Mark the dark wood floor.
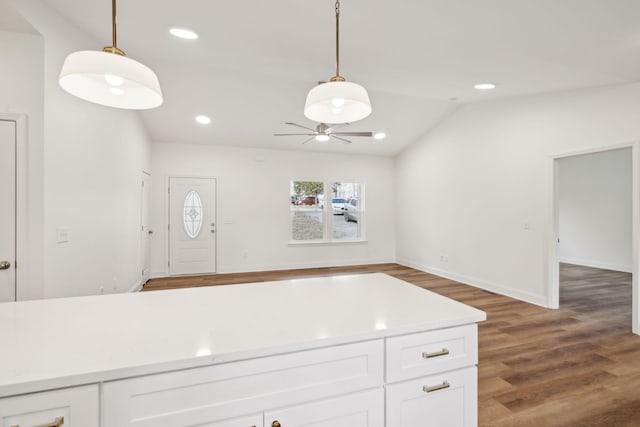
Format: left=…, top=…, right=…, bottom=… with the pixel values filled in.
left=144, top=263, right=640, bottom=427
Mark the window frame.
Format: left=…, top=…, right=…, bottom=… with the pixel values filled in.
left=289, top=180, right=366, bottom=245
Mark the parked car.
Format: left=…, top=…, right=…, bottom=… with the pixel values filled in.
left=331, top=198, right=347, bottom=215
left=343, top=198, right=359, bottom=222
left=298, top=196, right=318, bottom=205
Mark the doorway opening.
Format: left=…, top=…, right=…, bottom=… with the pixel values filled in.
left=550, top=144, right=638, bottom=335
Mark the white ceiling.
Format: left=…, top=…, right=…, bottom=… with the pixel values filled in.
left=18, top=1, right=640, bottom=154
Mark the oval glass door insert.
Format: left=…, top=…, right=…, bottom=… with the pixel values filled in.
left=183, top=190, right=203, bottom=238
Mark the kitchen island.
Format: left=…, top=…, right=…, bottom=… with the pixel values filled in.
left=0, top=273, right=485, bottom=426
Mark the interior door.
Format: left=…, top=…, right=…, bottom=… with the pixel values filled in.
left=168, top=177, right=216, bottom=275
left=141, top=172, right=152, bottom=284
left=0, top=120, right=16, bottom=302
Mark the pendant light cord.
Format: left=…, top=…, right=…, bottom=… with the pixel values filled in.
left=335, top=0, right=341, bottom=79
left=104, top=0, right=125, bottom=55
left=112, top=0, right=117, bottom=49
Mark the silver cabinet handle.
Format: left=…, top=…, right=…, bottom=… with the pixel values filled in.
left=0, top=261, right=10, bottom=270
left=422, top=348, right=449, bottom=359
left=423, top=381, right=450, bottom=393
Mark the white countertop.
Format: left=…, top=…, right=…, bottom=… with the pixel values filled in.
left=0, top=273, right=485, bottom=397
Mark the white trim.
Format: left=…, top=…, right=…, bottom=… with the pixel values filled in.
left=558, top=257, right=631, bottom=273
left=127, top=281, right=142, bottom=293
left=0, top=114, right=27, bottom=301
left=549, top=142, right=639, bottom=335
left=216, top=257, right=396, bottom=274
left=397, top=258, right=549, bottom=308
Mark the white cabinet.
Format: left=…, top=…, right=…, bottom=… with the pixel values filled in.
left=386, top=324, right=477, bottom=382
left=386, top=367, right=477, bottom=427
left=103, top=340, right=383, bottom=427
left=0, top=385, right=99, bottom=427
left=265, top=389, right=384, bottom=427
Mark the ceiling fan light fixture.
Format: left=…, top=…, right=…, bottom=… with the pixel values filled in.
left=58, top=0, right=163, bottom=110
left=305, top=81, right=371, bottom=124
left=315, top=134, right=331, bottom=142
left=303, top=0, right=371, bottom=124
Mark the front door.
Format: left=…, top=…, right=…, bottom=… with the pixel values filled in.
left=168, top=177, right=216, bottom=275
left=0, top=120, right=16, bottom=302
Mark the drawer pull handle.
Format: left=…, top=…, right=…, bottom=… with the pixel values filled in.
left=422, top=348, right=450, bottom=359
left=11, top=417, right=65, bottom=427
left=423, top=381, right=450, bottom=393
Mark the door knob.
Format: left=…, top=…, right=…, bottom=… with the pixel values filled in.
left=148, top=230, right=154, bottom=235
left=272, top=421, right=281, bottom=427
left=0, top=261, right=10, bottom=270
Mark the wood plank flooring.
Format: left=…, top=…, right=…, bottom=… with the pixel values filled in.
left=143, top=263, right=640, bottom=426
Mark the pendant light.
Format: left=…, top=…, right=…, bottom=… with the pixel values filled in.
left=58, top=0, right=163, bottom=110
left=304, top=0, right=371, bottom=124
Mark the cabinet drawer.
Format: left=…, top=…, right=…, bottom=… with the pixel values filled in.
left=386, top=366, right=477, bottom=427
left=0, top=385, right=99, bottom=427
left=386, top=324, right=477, bottom=382
left=195, top=413, right=262, bottom=427
left=103, top=340, right=383, bottom=426
left=264, top=388, right=384, bottom=427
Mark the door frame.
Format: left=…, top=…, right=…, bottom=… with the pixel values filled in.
left=0, top=113, right=27, bottom=301
left=165, top=175, right=219, bottom=276
left=548, top=141, right=639, bottom=335
left=140, top=170, right=152, bottom=287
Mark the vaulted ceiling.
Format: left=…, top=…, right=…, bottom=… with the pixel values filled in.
left=9, top=0, right=640, bottom=155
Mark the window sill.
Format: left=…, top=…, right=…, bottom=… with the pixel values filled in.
left=288, top=239, right=368, bottom=247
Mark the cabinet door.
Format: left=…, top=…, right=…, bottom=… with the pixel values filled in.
left=0, top=385, right=99, bottom=427
left=386, top=367, right=477, bottom=427
left=264, top=389, right=383, bottom=427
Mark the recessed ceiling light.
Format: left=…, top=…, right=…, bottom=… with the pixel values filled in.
left=474, top=83, right=496, bottom=90
left=195, top=115, right=211, bottom=125
left=374, top=132, right=386, bottom=140
left=169, top=28, right=199, bottom=40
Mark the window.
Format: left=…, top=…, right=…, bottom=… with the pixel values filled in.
left=183, top=190, right=203, bottom=239
left=290, top=180, right=363, bottom=242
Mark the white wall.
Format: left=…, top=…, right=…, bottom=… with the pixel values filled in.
left=0, top=29, right=45, bottom=300
left=13, top=0, right=152, bottom=298
left=151, top=143, right=396, bottom=276
left=396, top=83, right=640, bottom=307
left=558, top=148, right=632, bottom=272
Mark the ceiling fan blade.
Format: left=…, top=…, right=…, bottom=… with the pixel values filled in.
left=331, top=135, right=352, bottom=144
left=331, top=132, right=373, bottom=137
left=301, top=136, right=316, bottom=145
left=285, top=122, right=316, bottom=132
left=274, top=133, right=315, bottom=136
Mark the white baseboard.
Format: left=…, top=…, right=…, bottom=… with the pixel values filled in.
left=127, top=280, right=143, bottom=293
left=558, top=257, right=631, bottom=273
left=396, top=258, right=549, bottom=308
left=218, top=258, right=396, bottom=274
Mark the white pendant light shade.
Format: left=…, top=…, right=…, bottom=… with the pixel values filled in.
left=59, top=50, right=163, bottom=110
left=304, top=81, right=371, bottom=124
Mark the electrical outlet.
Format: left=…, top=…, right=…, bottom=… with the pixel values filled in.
left=242, top=250, right=249, bottom=259
left=99, top=286, right=104, bottom=294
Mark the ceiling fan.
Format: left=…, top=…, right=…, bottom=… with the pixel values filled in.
left=274, top=122, right=373, bottom=144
